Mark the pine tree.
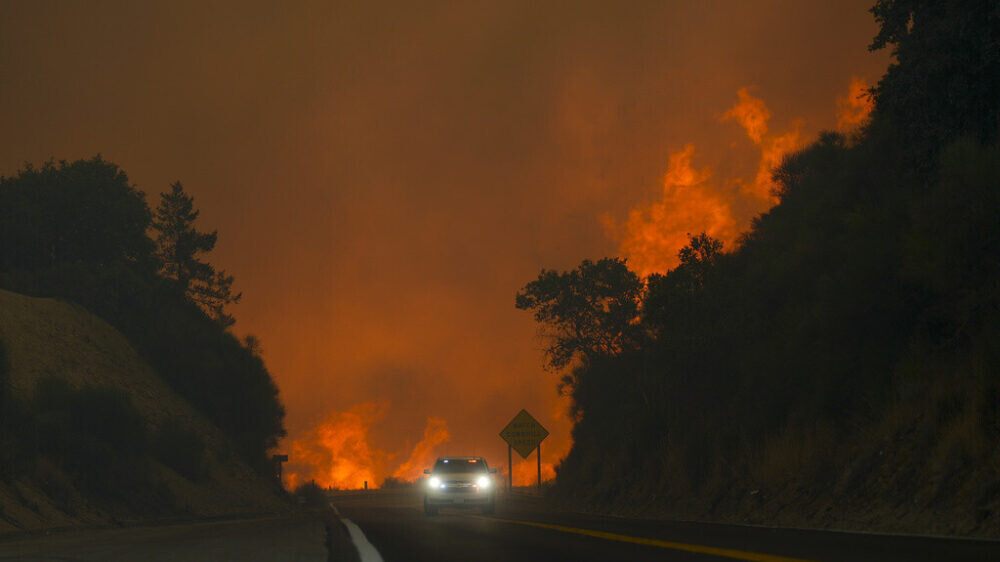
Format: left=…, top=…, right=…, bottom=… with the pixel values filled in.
left=151, top=182, right=241, bottom=327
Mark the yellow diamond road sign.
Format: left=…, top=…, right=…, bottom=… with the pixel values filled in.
left=500, top=409, right=549, bottom=459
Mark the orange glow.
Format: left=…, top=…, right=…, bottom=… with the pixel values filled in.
left=836, top=76, right=874, bottom=131
left=750, top=120, right=805, bottom=202
left=508, top=418, right=570, bottom=486
left=390, top=417, right=451, bottom=481
left=0, top=4, right=891, bottom=507
left=722, top=87, right=771, bottom=144
left=284, top=404, right=454, bottom=489
left=606, top=86, right=819, bottom=275
left=723, top=88, right=805, bottom=202
left=603, top=144, right=738, bottom=277
left=285, top=402, right=388, bottom=489
left=513, top=458, right=557, bottom=485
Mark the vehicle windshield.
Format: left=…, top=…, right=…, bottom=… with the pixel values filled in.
left=433, top=459, right=488, bottom=474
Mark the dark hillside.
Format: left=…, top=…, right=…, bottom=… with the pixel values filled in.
left=0, top=158, right=285, bottom=472
left=519, top=0, right=1000, bottom=536
left=0, top=289, right=289, bottom=533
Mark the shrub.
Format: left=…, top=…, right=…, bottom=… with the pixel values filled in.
left=35, top=378, right=147, bottom=457
left=34, top=377, right=151, bottom=499
left=151, top=418, right=208, bottom=481
left=292, top=480, right=328, bottom=509
left=380, top=476, right=413, bottom=489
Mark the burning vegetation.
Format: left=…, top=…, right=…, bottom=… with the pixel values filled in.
left=518, top=0, right=1000, bottom=537
left=605, top=80, right=869, bottom=277
left=285, top=403, right=452, bottom=490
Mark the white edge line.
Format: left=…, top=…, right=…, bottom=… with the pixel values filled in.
left=340, top=517, right=385, bottom=562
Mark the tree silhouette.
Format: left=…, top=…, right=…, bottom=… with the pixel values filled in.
left=516, top=257, right=643, bottom=371
left=642, top=233, right=723, bottom=333
left=869, top=0, right=1000, bottom=152
left=0, top=157, right=152, bottom=273
left=0, top=158, right=285, bottom=474
left=152, top=182, right=241, bottom=327
left=675, top=233, right=723, bottom=290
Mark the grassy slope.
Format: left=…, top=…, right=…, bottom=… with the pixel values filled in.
left=553, top=367, right=1000, bottom=538
left=641, top=386, right=999, bottom=537
left=0, top=288, right=290, bottom=533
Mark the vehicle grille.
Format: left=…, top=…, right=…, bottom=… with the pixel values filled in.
left=442, top=481, right=475, bottom=493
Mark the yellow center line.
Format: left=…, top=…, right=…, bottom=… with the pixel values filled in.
left=467, top=515, right=816, bottom=562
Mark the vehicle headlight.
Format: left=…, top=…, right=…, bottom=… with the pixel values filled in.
left=429, top=477, right=440, bottom=488
left=477, top=476, right=490, bottom=488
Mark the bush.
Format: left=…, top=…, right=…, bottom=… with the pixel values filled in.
left=34, top=377, right=151, bottom=499
left=0, top=337, right=35, bottom=482
left=380, top=476, right=413, bottom=489
left=151, top=418, right=208, bottom=481
left=35, top=378, right=147, bottom=457
left=292, top=481, right=328, bottom=509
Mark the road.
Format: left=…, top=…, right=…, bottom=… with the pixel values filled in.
left=332, top=489, right=1000, bottom=562
left=0, top=491, right=997, bottom=561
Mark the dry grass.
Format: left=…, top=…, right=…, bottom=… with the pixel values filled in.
left=751, top=423, right=840, bottom=487
left=0, top=288, right=290, bottom=533
left=563, top=368, right=1000, bottom=538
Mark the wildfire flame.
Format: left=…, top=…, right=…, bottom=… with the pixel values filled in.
left=603, top=82, right=872, bottom=276
left=751, top=122, right=804, bottom=202
left=391, top=417, right=451, bottom=481
left=602, top=144, right=738, bottom=277
left=722, top=87, right=805, bottom=203
left=282, top=81, right=868, bottom=491
left=508, top=399, right=570, bottom=486
left=512, top=458, right=557, bottom=485
left=284, top=403, right=452, bottom=489
left=722, top=87, right=771, bottom=144
left=836, top=76, right=874, bottom=132
left=286, top=402, right=388, bottom=490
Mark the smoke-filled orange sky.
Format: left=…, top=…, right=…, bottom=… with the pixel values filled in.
left=0, top=1, right=887, bottom=488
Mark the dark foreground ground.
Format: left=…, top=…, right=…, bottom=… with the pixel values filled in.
left=1, top=489, right=998, bottom=561
left=0, top=515, right=334, bottom=561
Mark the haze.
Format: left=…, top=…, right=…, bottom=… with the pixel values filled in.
left=0, top=0, right=888, bottom=487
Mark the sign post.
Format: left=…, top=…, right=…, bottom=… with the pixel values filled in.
left=507, top=443, right=512, bottom=490
left=499, top=409, right=549, bottom=492
left=536, top=441, right=541, bottom=493
left=272, top=454, right=289, bottom=485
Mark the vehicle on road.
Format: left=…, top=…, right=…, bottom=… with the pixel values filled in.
left=423, top=456, right=497, bottom=515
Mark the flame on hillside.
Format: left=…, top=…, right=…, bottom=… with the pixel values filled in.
left=836, top=76, right=874, bottom=131
left=513, top=458, right=557, bottom=485
left=284, top=403, right=451, bottom=489
left=722, top=87, right=771, bottom=144
left=603, top=80, right=879, bottom=276
left=722, top=87, right=805, bottom=203
left=602, top=144, right=738, bottom=277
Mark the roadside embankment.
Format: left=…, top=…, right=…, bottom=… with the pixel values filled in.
left=0, top=288, right=291, bottom=535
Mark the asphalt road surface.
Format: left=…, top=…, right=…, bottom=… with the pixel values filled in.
left=1, top=492, right=998, bottom=561
left=332, top=489, right=1000, bottom=562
